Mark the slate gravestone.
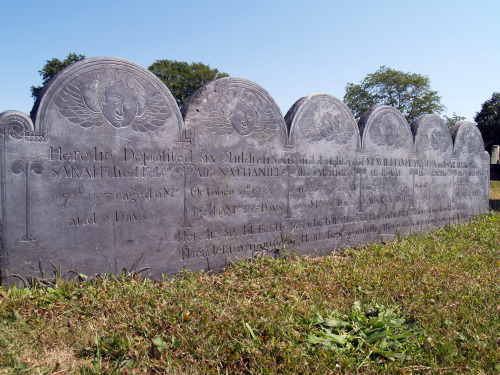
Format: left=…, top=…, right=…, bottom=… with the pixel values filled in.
left=285, top=94, right=361, bottom=252
left=491, top=145, right=499, bottom=164
left=0, top=57, right=490, bottom=286
left=412, top=114, right=454, bottom=229
left=451, top=121, right=490, bottom=219
left=0, top=58, right=186, bottom=285
left=181, top=77, right=289, bottom=269
left=357, top=106, right=414, bottom=242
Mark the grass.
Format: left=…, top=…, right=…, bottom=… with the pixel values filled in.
left=0, top=187, right=499, bottom=374
left=490, top=180, right=500, bottom=211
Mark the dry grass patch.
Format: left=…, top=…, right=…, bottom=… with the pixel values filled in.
left=490, top=180, right=500, bottom=210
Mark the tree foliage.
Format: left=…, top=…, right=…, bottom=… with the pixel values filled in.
left=344, top=66, right=445, bottom=125
left=474, top=92, right=500, bottom=151
left=148, top=60, right=229, bottom=109
left=30, top=52, right=86, bottom=100
left=444, top=112, right=466, bottom=129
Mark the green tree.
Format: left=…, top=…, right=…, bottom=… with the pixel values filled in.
left=30, top=52, right=86, bottom=100
left=474, top=92, right=500, bottom=151
left=444, top=112, right=466, bottom=129
left=148, top=60, right=229, bottom=109
left=344, top=66, right=445, bottom=124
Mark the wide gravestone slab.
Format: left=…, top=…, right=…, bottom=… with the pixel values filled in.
left=0, top=56, right=490, bottom=286
left=0, top=58, right=186, bottom=285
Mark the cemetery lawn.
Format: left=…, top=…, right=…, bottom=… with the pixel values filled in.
left=1, top=212, right=499, bottom=374
left=490, top=180, right=500, bottom=210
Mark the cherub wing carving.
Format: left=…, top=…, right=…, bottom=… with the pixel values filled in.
left=369, top=124, right=392, bottom=147
left=300, top=112, right=324, bottom=142
left=301, top=110, right=353, bottom=144
left=54, top=81, right=105, bottom=128
left=192, top=88, right=234, bottom=136
left=201, top=108, right=235, bottom=135
left=253, top=108, right=278, bottom=139
left=429, top=128, right=448, bottom=152
left=465, top=134, right=482, bottom=154
left=369, top=114, right=406, bottom=148
left=335, top=121, right=354, bottom=145
left=132, top=94, right=171, bottom=133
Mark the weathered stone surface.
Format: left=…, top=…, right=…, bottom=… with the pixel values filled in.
left=451, top=121, right=490, bottom=219
left=411, top=114, right=454, bottom=230
left=0, top=57, right=490, bottom=286
left=356, top=105, right=414, bottom=242
left=285, top=94, right=360, bottom=252
left=1, top=57, right=185, bottom=285
left=492, top=145, right=499, bottom=164
left=181, top=77, right=289, bottom=269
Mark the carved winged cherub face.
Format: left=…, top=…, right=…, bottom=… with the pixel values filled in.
left=320, top=112, right=339, bottom=142
left=384, top=118, right=398, bottom=147
left=101, top=82, right=139, bottom=128
left=55, top=69, right=168, bottom=133
left=230, top=101, right=257, bottom=136
left=465, top=133, right=481, bottom=154
left=430, top=128, right=444, bottom=151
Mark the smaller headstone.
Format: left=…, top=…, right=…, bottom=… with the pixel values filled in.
left=451, top=121, right=490, bottom=219
left=491, top=145, right=499, bottom=164
left=357, top=105, right=414, bottom=242
left=285, top=94, right=361, bottom=252
left=412, top=114, right=454, bottom=230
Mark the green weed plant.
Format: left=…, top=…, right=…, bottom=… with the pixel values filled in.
left=308, top=301, right=420, bottom=365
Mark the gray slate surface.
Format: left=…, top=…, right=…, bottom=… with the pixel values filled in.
left=0, top=57, right=490, bottom=285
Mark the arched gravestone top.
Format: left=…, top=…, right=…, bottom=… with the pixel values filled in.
left=285, top=94, right=361, bottom=151
left=0, top=57, right=186, bottom=286
left=450, top=121, right=490, bottom=216
left=182, top=77, right=288, bottom=148
left=32, top=57, right=182, bottom=136
left=0, top=56, right=491, bottom=285
left=356, top=106, right=414, bottom=240
left=0, top=111, right=36, bottom=143
left=411, top=115, right=454, bottom=230
left=451, top=121, right=488, bottom=160
left=412, top=114, right=453, bottom=159
left=358, top=105, right=413, bottom=153
left=283, top=94, right=360, bottom=252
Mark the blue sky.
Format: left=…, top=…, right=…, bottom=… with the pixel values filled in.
left=1, top=0, right=499, bottom=122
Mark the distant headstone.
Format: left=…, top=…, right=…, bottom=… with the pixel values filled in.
left=0, top=57, right=490, bottom=286
left=491, top=145, right=499, bottom=164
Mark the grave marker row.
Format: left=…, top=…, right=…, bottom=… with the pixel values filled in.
left=0, top=57, right=489, bottom=285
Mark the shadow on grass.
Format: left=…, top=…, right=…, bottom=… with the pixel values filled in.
left=490, top=199, right=500, bottom=211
